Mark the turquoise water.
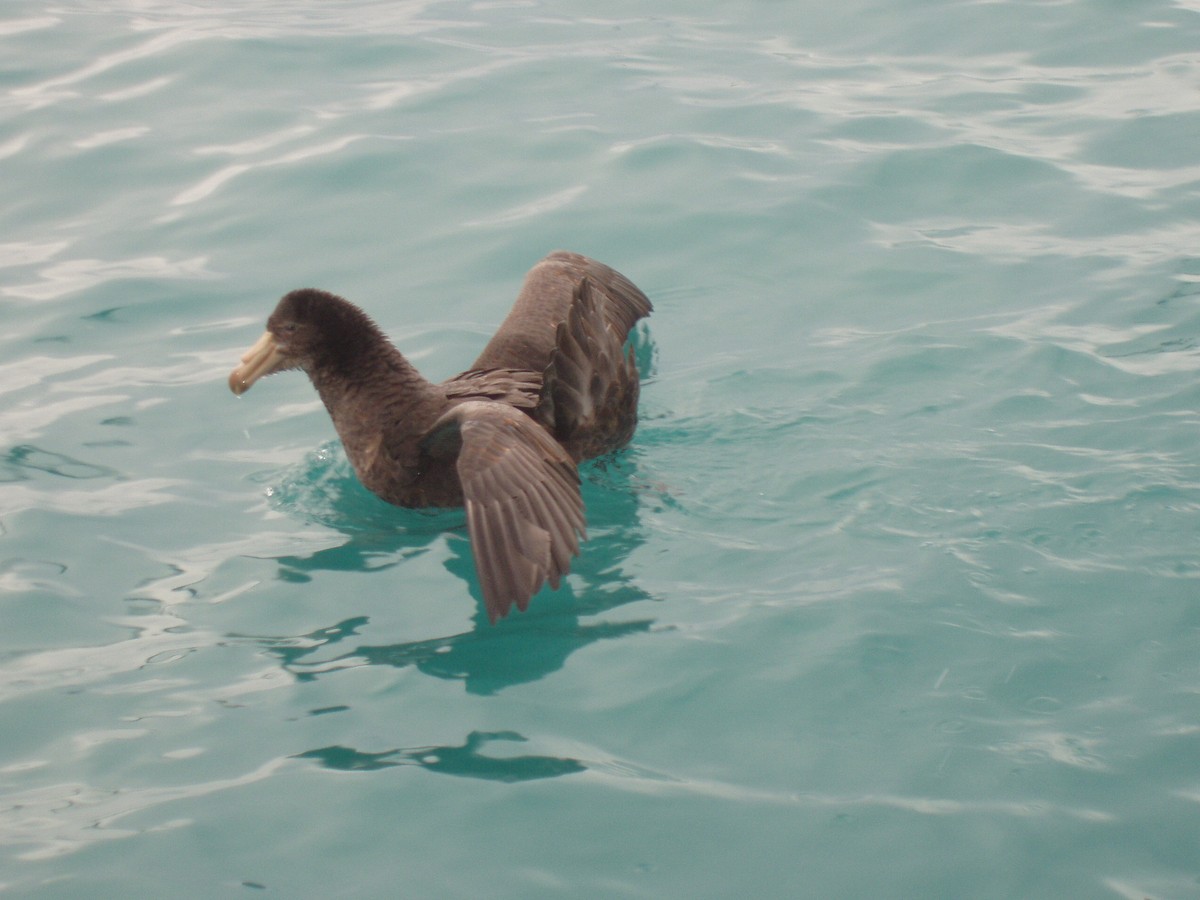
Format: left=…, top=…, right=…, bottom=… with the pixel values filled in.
left=3, top=1, right=1200, bottom=896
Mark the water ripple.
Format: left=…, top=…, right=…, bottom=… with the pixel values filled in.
left=0, top=15, right=59, bottom=37
left=7, top=29, right=202, bottom=111
left=0, top=756, right=288, bottom=862
left=0, top=478, right=181, bottom=519
left=3, top=255, right=214, bottom=302
left=0, top=611, right=199, bottom=704
left=170, top=135, right=373, bottom=207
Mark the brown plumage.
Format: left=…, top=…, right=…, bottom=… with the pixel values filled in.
left=229, top=251, right=652, bottom=622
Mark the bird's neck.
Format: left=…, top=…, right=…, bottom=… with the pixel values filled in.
left=310, top=333, right=427, bottom=399
left=308, top=341, right=437, bottom=448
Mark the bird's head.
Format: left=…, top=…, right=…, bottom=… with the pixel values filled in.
left=228, top=288, right=383, bottom=395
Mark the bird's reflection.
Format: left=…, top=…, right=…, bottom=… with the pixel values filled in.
left=246, top=446, right=657, bottom=694
left=293, top=730, right=586, bottom=782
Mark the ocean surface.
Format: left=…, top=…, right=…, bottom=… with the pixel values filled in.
left=2, top=1, right=1199, bottom=896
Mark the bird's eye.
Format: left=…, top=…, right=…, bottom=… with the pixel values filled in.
left=279, top=323, right=298, bottom=335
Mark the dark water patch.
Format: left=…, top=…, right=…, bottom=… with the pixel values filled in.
left=295, top=731, right=587, bottom=782
left=249, top=582, right=655, bottom=694
left=0, top=444, right=119, bottom=482
left=307, top=705, right=350, bottom=717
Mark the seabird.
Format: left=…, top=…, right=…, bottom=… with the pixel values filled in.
left=229, top=251, right=651, bottom=622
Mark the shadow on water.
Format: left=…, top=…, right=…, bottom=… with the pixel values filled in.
left=244, top=445, right=657, bottom=694
left=293, top=730, right=587, bottom=782
left=0, top=444, right=119, bottom=481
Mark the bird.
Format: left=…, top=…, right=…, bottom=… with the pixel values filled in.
left=229, top=251, right=652, bottom=623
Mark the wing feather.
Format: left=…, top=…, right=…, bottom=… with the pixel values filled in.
left=538, top=278, right=644, bottom=459
left=424, top=400, right=584, bottom=622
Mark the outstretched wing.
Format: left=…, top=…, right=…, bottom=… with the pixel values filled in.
left=422, top=400, right=586, bottom=622
left=538, top=277, right=643, bottom=459
left=472, top=251, right=652, bottom=375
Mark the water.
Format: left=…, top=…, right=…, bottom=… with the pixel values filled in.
left=2, top=1, right=1199, bottom=896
